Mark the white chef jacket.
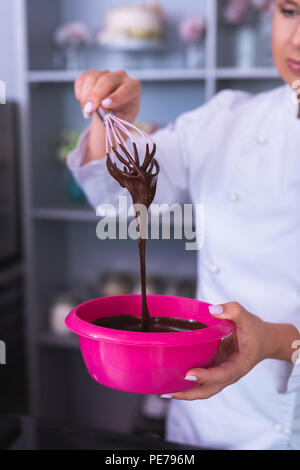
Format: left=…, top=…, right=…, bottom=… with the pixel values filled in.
left=67, top=82, right=300, bottom=450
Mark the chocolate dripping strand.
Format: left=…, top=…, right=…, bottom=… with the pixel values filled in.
left=97, top=108, right=160, bottom=332
left=136, top=209, right=151, bottom=332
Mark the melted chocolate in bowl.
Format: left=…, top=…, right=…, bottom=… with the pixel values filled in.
left=93, top=315, right=207, bottom=333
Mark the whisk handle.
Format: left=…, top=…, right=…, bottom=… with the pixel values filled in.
left=96, top=106, right=115, bottom=124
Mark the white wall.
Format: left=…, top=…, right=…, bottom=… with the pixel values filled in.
left=0, top=0, right=18, bottom=100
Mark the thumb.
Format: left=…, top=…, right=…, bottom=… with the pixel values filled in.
left=209, top=301, right=248, bottom=326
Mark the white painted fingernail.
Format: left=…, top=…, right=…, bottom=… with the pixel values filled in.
left=160, top=394, right=172, bottom=399
left=101, top=98, right=112, bottom=107
left=209, top=305, right=224, bottom=315
left=83, top=102, right=93, bottom=118
left=185, top=375, right=198, bottom=381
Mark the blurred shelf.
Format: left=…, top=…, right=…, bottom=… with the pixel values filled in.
left=31, top=207, right=98, bottom=222
left=31, top=206, right=195, bottom=227
left=38, top=332, right=79, bottom=349
left=27, top=68, right=207, bottom=83
left=216, top=67, right=279, bottom=79
left=28, top=70, right=83, bottom=83
left=27, top=67, right=279, bottom=84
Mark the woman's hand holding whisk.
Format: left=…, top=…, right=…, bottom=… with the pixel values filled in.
left=74, top=69, right=142, bottom=164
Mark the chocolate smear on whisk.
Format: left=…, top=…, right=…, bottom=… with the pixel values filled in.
left=97, top=109, right=160, bottom=331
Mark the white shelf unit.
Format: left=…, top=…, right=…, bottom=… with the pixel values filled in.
left=15, top=0, right=283, bottom=433
left=27, top=66, right=279, bottom=84
left=27, top=68, right=207, bottom=83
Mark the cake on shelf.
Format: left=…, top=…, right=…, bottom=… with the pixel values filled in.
left=97, top=1, right=164, bottom=50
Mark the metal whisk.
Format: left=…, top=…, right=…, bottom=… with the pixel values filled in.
left=96, top=107, right=159, bottom=206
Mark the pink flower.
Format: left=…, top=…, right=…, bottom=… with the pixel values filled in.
left=54, top=22, right=92, bottom=47
left=250, top=0, right=271, bottom=11
left=251, top=0, right=275, bottom=17
left=222, top=0, right=275, bottom=25
left=178, top=17, right=206, bottom=42
left=223, top=0, right=248, bottom=25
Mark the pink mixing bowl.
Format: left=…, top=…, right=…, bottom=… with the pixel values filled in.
left=65, top=294, right=234, bottom=394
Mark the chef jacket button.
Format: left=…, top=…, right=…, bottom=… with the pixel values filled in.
left=274, top=423, right=283, bottom=432
left=228, top=192, right=240, bottom=202
left=210, top=265, right=220, bottom=274
left=257, top=135, right=268, bottom=145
